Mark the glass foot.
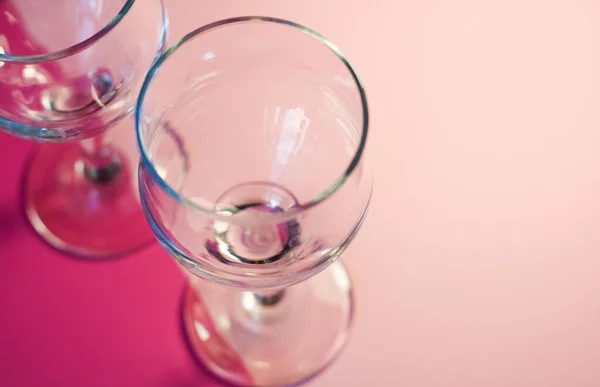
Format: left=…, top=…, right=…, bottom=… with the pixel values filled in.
left=24, top=142, right=154, bottom=258
left=182, top=261, right=354, bottom=387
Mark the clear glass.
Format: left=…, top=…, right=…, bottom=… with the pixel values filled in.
left=0, top=0, right=168, bottom=257
left=136, top=17, right=372, bottom=386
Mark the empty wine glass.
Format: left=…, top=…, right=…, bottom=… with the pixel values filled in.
left=0, top=0, right=167, bottom=257
left=136, top=17, right=372, bottom=386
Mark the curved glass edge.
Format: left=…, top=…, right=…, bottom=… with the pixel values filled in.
left=138, top=162, right=374, bottom=289
left=0, top=0, right=136, bottom=64
left=135, top=16, right=370, bottom=224
left=0, top=116, right=62, bottom=141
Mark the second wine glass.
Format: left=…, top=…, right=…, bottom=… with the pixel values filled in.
left=0, top=0, right=167, bottom=257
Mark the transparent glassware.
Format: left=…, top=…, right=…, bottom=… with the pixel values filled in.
left=136, top=17, right=372, bottom=386
left=0, top=0, right=168, bottom=258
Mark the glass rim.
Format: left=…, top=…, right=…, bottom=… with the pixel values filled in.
left=0, top=0, right=136, bottom=64
left=135, top=16, right=370, bottom=224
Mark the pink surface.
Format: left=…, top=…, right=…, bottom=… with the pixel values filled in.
left=4, top=1, right=600, bottom=386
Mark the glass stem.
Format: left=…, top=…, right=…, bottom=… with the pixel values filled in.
left=79, top=133, right=122, bottom=184
left=253, top=289, right=286, bottom=307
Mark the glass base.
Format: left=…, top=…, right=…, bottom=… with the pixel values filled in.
left=182, top=261, right=354, bottom=387
left=24, top=142, right=154, bottom=258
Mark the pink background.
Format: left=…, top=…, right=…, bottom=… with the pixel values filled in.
left=3, top=0, right=600, bottom=386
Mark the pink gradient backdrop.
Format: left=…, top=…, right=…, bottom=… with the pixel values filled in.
left=3, top=0, right=600, bottom=386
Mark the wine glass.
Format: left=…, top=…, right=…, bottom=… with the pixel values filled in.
left=136, top=17, right=372, bottom=386
left=0, top=0, right=167, bottom=258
